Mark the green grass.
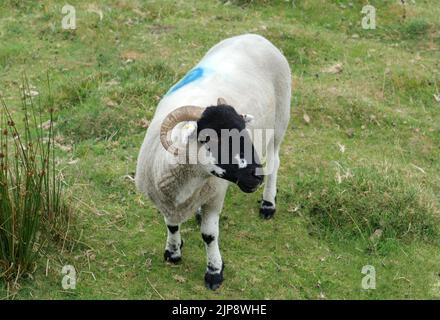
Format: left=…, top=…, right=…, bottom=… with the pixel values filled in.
left=0, top=0, right=439, bottom=299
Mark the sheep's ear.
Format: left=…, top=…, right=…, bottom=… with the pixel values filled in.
left=217, top=97, right=227, bottom=105
left=180, top=121, right=198, bottom=144
left=241, top=114, right=254, bottom=124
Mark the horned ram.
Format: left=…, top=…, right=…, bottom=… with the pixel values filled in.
left=135, top=34, right=291, bottom=289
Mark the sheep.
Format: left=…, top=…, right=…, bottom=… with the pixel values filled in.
left=135, top=34, right=291, bottom=290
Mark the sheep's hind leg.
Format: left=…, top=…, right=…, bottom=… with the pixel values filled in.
left=200, top=204, right=224, bottom=290
left=260, top=144, right=280, bottom=219
left=163, top=218, right=183, bottom=263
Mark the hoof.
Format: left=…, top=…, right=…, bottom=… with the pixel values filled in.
left=260, top=200, right=275, bottom=219
left=164, top=250, right=181, bottom=263
left=204, top=264, right=224, bottom=290
left=164, top=240, right=184, bottom=264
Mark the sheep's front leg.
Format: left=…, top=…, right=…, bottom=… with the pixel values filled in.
left=200, top=204, right=224, bottom=290
left=163, top=218, right=183, bottom=263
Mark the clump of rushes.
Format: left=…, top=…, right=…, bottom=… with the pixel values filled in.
left=0, top=80, right=72, bottom=281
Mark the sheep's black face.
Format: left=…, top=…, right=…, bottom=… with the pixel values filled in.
left=197, top=105, right=264, bottom=193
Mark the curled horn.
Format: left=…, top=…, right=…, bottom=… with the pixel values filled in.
left=217, top=97, right=227, bottom=105
left=160, top=106, right=205, bottom=155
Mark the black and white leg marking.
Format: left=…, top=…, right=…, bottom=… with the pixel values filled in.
left=164, top=218, right=183, bottom=263
left=200, top=207, right=224, bottom=290
left=260, top=199, right=276, bottom=219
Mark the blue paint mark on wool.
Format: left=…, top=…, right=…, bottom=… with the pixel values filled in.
left=166, top=67, right=204, bottom=95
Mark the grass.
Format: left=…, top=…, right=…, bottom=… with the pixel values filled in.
left=301, top=166, right=437, bottom=244
left=0, top=0, right=439, bottom=299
